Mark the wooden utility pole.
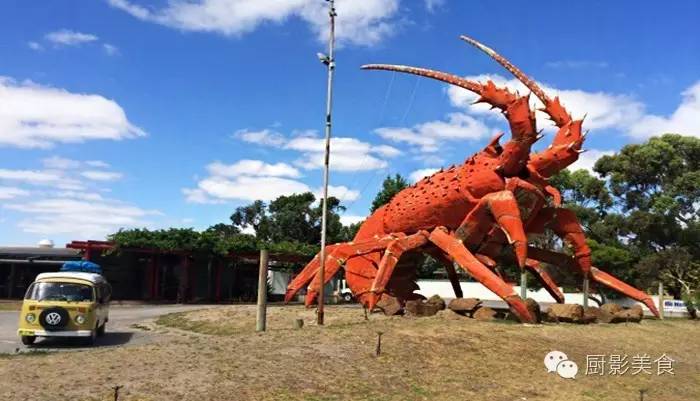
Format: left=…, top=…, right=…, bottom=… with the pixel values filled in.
left=317, top=0, right=337, bottom=326
left=256, top=249, right=269, bottom=332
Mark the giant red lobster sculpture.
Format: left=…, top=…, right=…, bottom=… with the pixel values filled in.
left=286, top=36, right=660, bottom=323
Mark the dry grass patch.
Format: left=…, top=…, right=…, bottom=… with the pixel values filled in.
left=0, top=305, right=698, bottom=401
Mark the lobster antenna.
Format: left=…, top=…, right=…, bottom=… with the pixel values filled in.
left=459, top=35, right=551, bottom=106
left=361, top=64, right=483, bottom=94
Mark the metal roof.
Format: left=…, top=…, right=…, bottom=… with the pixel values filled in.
left=0, top=247, right=81, bottom=258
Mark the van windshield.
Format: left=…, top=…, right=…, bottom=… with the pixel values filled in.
left=25, top=282, right=94, bottom=302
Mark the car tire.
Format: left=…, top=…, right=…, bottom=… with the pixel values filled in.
left=21, top=335, right=36, bottom=346
left=343, top=293, right=353, bottom=302
left=97, top=322, right=106, bottom=337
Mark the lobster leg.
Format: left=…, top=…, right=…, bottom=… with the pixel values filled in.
left=528, top=247, right=660, bottom=317
left=429, top=227, right=535, bottom=323
left=423, top=247, right=463, bottom=298
left=285, top=234, right=398, bottom=304
left=525, top=259, right=565, bottom=304
left=475, top=231, right=564, bottom=303
left=528, top=207, right=592, bottom=275
left=457, top=190, right=528, bottom=268
left=365, top=231, right=431, bottom=310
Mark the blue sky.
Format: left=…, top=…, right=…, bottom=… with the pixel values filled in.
left=1, top=0, right=698, bottom=246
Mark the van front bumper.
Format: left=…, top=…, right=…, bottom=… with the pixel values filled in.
left=18, top=329, right=92, bottom=337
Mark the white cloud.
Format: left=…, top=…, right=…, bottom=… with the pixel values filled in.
left=103, top=43, right=119, bottom=56
left=299, top=0, right=400, bottom=47
left=447, top=75, right=700, bottom=141
left=376, top=112, right=495, bottom=153
left=373, top=144, right=402, bottom=157
left=447, top=73, right=645, bottom=133
left=37, top=157, right=122, bottom=182
left=42, top=156, right=82, bottom=170
left=409, top=168, right=439, bottom=182
left=197, top=175, right=311, bottom=202
left=28, top=41, right=43, bottom=51
left=207, top=159, right=301, bottom=178
left=81, top=170, right=123, bottom=181
left=5, top=197, right=159, bottom=239
left=318, top=185, right=360, bottom=202
left=45, top=29, right=99, bottom=46
left=567, top=149, right=615, bottom=175
left=628, top=81, right=700, bottom=139
left=0, top=186, right=30, bottom=200
left=0, top=77, right=145, bottom=148
left=108, top=0, right=400, bottom=46
left=238, top=130, right=399, bottom=172
left=54, top=191, right=104, bottom=201
left=0, top=169, right=65, bottom=185
left=86, top=160, right=110, bottom=168
left=184, top=156, right=362, bottom=204
left=234, top=128, right=286, bottom=146
left=339, top=214, right=365, bottom=226
left=182, top=188, right=222, bottom=204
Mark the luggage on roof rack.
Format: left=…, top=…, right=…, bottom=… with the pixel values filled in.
left=60, top=260, right=102, bottom=275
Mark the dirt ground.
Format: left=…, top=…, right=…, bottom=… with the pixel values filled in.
left=0, top=304, right=698, bottom=401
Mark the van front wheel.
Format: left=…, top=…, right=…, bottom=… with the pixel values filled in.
left=21, top=335, right=36, bottom=346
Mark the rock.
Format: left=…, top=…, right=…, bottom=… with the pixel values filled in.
left=600, top=303, right=624, bottom=314
left=525, top=298, right=542, bottom=323
left=426, top=294, right=446, bottom=310
left=610, top=305, right=643, bottom=323
left=376, top=295, right=402, bottom=316
left=583, top=306, right=601, bottom=324
left=546, top=304, right=584, bottom=323
left=404, top=300, right=440, bottom=317
left=473, top=306, right=498, bottom=321
left=448, top=298, right=482, bottom=316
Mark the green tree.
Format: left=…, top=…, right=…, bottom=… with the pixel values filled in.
left=551, top=134, right=700, bottom=299
left=594, top=134, right=700, bottom=298
left=231, top=192, right=347, bottom=244
left=370, top=174, right=409, bottom=212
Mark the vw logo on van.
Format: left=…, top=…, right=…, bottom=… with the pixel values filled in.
left=45, top=312, right=62, bottom=326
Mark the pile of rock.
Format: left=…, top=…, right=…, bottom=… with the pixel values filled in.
left=404, top=294, right=445, bottom=317
left=382, top=294, right=645, bottom=324
left=445, top=297, right=529, bottom=322
left=545, top=303, right=644, bottom=324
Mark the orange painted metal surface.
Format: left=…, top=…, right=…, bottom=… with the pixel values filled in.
left=285, top=36, right=660, bottom=322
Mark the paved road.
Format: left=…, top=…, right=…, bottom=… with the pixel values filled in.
left=0, top=304, right=213, bottom=354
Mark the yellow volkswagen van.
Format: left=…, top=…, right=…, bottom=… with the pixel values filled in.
left=17, top=271, right=111, bottom=346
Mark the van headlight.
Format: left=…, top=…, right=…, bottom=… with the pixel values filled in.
left=75, top=314, right=86, bottom=324
left=25, top=313, right=36, bottom=323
